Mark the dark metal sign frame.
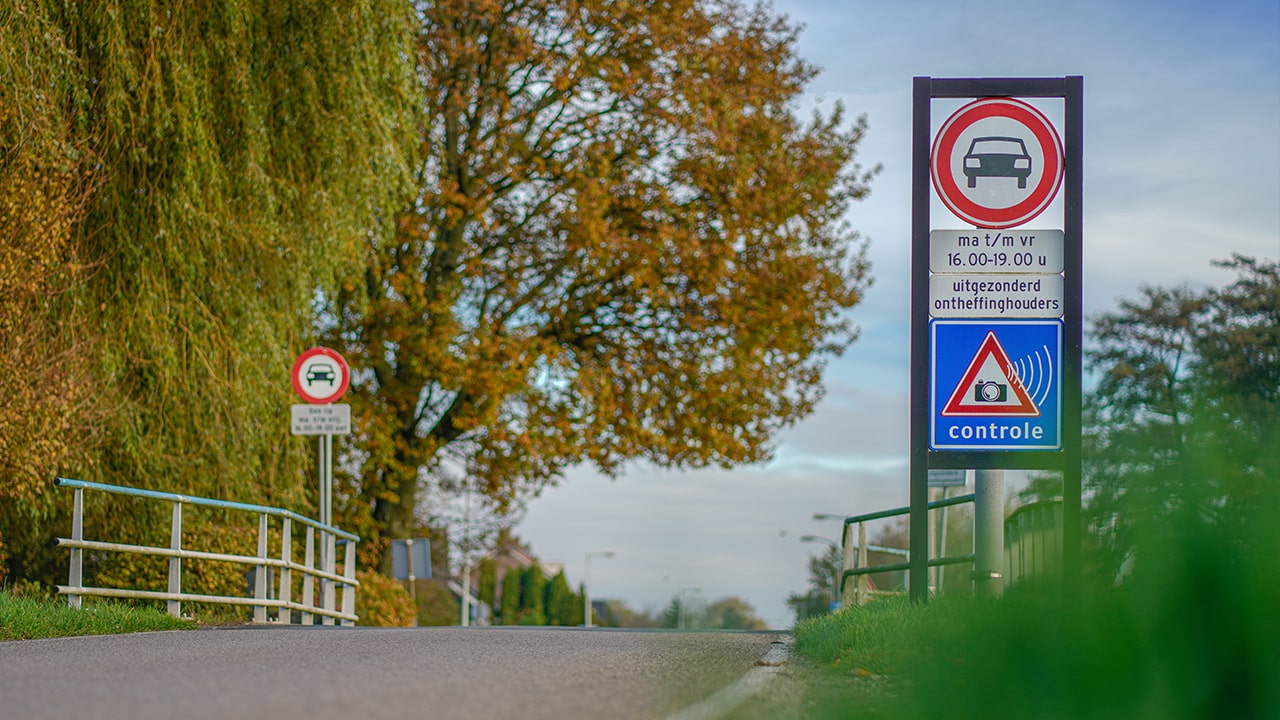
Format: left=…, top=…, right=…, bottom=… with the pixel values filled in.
left=909, top=76, right=1083, bottom=601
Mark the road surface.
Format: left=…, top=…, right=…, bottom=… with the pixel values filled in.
left=0, top=626, right=781, bottom=720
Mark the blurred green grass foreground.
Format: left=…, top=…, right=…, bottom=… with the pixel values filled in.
left=793, top=492, right=1280, bottom=720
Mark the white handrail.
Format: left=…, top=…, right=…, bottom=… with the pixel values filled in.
left=53, top=478, right=360, bottom=625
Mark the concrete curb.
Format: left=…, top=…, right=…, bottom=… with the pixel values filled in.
left=659, top=636, right=792, bottom=720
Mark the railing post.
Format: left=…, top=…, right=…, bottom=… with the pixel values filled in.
left=302, top=526, right=315, bottom=625
left=254, top=513, right=268, bottom=623
left=68, top=488, right=84, bottom=609
left=340, top=541, right=357, bottom=626
left=278, top=516, right=293, bottom=624
left=168, top=502, right=183, bottom=618
left=856, top=522, right=868, bottom=607
left=840, top=522, right=857, bottom=609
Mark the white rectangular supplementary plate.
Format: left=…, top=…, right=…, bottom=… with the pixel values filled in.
left=930, top=273, right=1064, bottom=319
left=927, top=469, right=968, bottom=487
left=291, top=403, right=351, bottom=436
left=930, top=229, right=1064, bottom=274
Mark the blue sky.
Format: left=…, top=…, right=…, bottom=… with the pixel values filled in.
left=516, top=0, right=1280, bottom=628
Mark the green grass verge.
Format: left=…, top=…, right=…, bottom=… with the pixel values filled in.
left=794, top=518, right=1280, bottom=719
left=0, top=592, right=194, bottom=640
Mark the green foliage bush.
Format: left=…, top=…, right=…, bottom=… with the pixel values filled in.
left=354, top=570, right=415, bottom=627
left=544, top=571, right=575, bottom=626
left=412, top=579, right=459, bottom=627
left=499, top=569, right=521, bottom=625
left=518, top=565, right=547, bottom=624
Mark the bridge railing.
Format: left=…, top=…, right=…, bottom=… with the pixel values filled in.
left=1004, top=497, right=1063, bottom=585
left=839, top=493, right=976, bottom=606
left=53, top=478, right=359, bottom=625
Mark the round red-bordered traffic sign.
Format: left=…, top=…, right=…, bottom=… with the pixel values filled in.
left=931, top=97, right=1064, bottom=229
left=291, top=347, right=350, bottom=404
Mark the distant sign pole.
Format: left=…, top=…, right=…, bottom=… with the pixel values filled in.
left=910, top=77, right=1083, bottom=602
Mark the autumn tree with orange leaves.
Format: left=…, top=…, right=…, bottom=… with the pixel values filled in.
left=323, top=0, right=879, bottom=568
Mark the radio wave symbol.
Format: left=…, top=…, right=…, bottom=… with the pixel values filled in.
left=1011, top=345, right=1054, bottom=409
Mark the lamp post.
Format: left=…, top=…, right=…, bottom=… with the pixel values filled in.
left=584, top=551, right=615, bottom=627
left=460, top=478, right=472, bottom=627
left=800, top=534, right=840, bottom=609
left=677, top=587, right=702, bottom=630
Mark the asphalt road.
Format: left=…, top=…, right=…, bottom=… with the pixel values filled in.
left=0, top=626, right=781, bottom=720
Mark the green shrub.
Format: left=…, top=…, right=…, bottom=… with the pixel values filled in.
left=354, top=570, right=415, bottom=626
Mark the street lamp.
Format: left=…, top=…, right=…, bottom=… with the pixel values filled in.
left=800, top=534, right=838, bottom=549
left=812, top=513, right=847, bottom=522
left=584, top=551, right=615, bottom=628
left=800, top=535, right=840, bottom=609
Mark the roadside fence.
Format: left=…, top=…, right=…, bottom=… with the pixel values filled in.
left=1004, top=497, right=1064, bottom=585
left=839, top=493, right=976, bottom=606
left=835, top=493, right=1066, bottom=606
left=53, top=477, right=359, bottom=625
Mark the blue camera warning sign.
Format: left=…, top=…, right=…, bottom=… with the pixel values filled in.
left=931, top=320, right=1062, bottom=451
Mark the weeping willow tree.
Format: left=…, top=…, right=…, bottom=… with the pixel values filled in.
left=0, top=2, right=103, bottom=584
left=0, top=0, right=419, bottom=587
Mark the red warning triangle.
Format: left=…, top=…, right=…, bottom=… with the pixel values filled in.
left=941, top=331, right=1039, bottom=416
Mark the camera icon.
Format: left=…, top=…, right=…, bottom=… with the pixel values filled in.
left=973, top=380, right=1008, bottom=403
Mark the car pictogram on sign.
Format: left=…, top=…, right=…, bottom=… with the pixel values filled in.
left=963, top=136, right=1032, bottom=189
left=306, top=363, right=336, bottom=386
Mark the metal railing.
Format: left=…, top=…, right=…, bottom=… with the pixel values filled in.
left=839, top=493, right=976, bottom=606
left=1005, top=498, right=1063, bottom=585
left=54, top=478, right=359, bottom=625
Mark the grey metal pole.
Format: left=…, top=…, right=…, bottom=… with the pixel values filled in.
left=407, top=538, right=417, bottom=602
left=584, top=553, right=592, bottom=628
left=856, top=523, right=867, bottom=607
left=929, top=487, right=939, bottom=593
left=323, top=433, right=333, bottom=527
left=461, top=481, right=472, bottom=627
left=938, top=486, right=950, bottom=593
left=584, top=551, right=614, bottom=627
left=69, top=488, right=83, bottom=609
left=973, top=469, right=1005, bottom=597
left=319, top=433, right=334, bottom=624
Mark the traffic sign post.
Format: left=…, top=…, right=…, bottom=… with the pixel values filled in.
left=290, top=347, right=352, bottom=618
left=910, top=77, right=1083, bottom=603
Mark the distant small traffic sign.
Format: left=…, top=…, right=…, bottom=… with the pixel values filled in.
left=931, top=98, right=1064, bottom=229
left=291, top=347, right=350, bottom=404
left=928, top=469, right=968, bottom=487
left=931, top=320, right=1061, bottom=450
